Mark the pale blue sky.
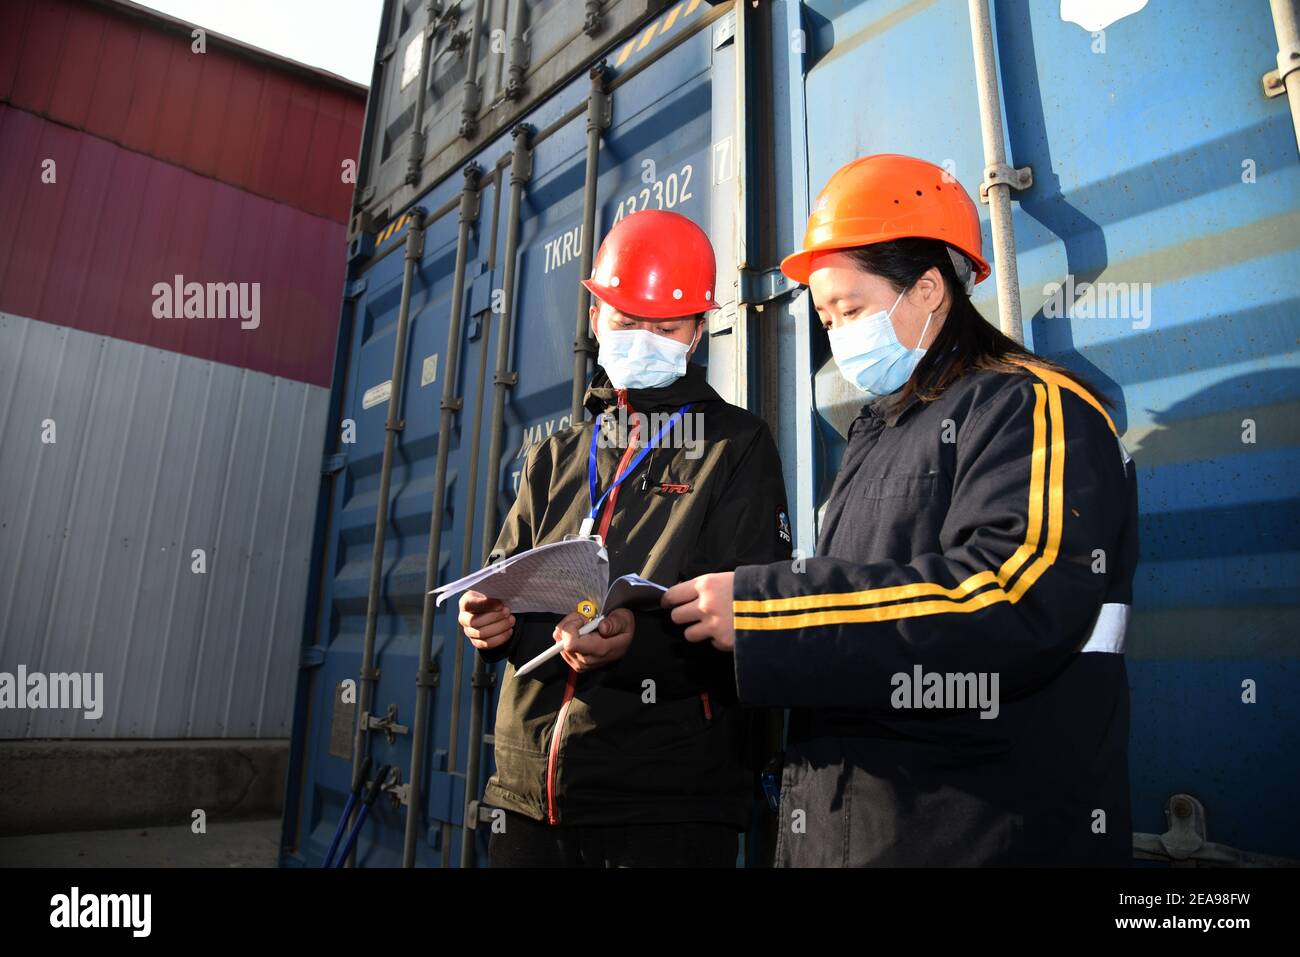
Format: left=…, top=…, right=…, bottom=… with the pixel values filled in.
left=135, top=0, right=385, bottom=85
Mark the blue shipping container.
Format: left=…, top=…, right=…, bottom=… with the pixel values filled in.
left=283, top=0, right=1300, bottom=866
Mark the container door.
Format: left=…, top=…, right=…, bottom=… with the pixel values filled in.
left=781, top=0, right=1300, bottom=861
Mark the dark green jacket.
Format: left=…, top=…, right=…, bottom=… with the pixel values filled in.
left=479, top=362, right=791, bottom=827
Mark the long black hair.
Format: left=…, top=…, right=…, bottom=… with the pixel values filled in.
left=841, top=238, right=1111, bottom=412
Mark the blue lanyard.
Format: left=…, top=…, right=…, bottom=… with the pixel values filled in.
left=583, top=403, right=692, bottom=535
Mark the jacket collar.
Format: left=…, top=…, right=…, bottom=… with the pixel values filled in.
left=584, top=361, right=722, bottom=415
left=867, top=388, right=923, bottom=428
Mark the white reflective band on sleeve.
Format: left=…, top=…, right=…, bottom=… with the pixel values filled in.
left=1080, top=602, right=1130, bottom=654
left=1117, top=435, right=1132, bottom=466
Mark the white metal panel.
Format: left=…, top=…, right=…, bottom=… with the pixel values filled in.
left=0, top=312, right=329, bottom=738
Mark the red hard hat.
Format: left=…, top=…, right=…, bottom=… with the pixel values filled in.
left=581, top=210, right=718, bottom=319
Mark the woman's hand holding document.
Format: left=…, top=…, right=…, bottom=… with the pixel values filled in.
left=432, top=537, right=667, bottom=678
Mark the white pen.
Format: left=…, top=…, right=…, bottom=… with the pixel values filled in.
left=514, top=602, right=604, bottom=678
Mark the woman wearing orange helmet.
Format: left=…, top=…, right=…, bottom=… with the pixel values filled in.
left=664, top=155, right=1138, bottom=867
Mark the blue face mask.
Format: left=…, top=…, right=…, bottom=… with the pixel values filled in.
left=826, top=289, right=933, bottom=397
left=597, top=327, right=696, bottom=390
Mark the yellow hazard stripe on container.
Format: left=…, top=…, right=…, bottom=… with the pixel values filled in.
left=377, top=214, right=410, bottom=246
left=613, top=0, right=705, bottom=68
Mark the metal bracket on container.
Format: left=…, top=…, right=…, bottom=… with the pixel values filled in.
left=299, top=645, right=326, bottom=669
left=404, top=208, right=427, bottom=260
left=1263, top=41, right=1300, bottom=97
left=382, top=768, right=408, bottom=808
left=506, top=33, right=530, bottom=100
left=583, top=1, right=603, bottom=36
left=739, top=266, right=795, bottom=305
left=460, top=164, right=483, bottom=222
left=493, top=371, right=519, bottom=386
left=464, top=798, right=484, bottom=828
left=385, top=419, right=406, bottom=433
left=321, top=452, right=347, bottom=475
left=439, top=397, right=464, bottom=412
left=588, top=65, right=612, bottom=131
left=405, top=131, right=426, bottom=185
left=415, top=664, right=440, bottom=689
left=979, top=163, right=1032, bottom=203
left=510, top=124, right=535, bottom=183
left=1132, top=793, right=1300, bottom=866
left=345, top=279, right=369, bottom=301
left=363, top=704, right=410, bottom=746
left=471, top=669, right=497, bottom=690
left=347, top=231, right=375, bottom=265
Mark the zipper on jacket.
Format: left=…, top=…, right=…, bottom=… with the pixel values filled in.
left=545, top=396, right=641, bottom=825
left=545, top=670, right=578, bottom=824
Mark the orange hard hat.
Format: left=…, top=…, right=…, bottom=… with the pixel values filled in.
left=581, top=210, right=718, bottom=319
left=781, top=154, right=991, bottom=286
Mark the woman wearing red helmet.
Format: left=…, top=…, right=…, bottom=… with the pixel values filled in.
left=664, top=155, right=1138, bottom=867
left=459, top=210, right=792, bottom=867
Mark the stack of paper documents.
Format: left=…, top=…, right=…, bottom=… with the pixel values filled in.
left=430, top=537, right=667, bottom=617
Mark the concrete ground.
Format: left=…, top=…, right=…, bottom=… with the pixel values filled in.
left=0, top=816, right=281, bottom=867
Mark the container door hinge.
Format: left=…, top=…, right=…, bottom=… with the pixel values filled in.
left=299, top=645, right=326, bottom=669
left=1132, top=793, right=1300, bottom=866
left=588, top=65, right=612, bottom=131
left=1263, top=40, right=1300, bottom=97
left=362, top=704, right=410, bottom=746
left=583, top=1, right=603, bottom=36
left=405, top=221, right=426, bottom=260
left=739, top=267, right=795, bottom=305
left=321, top=452, right=347, bottom=475
left=381, top=767, right=407, bottom=808
left=979, top=163, right=1032, bottom=203
left=345, top=279, right=368, bottom=301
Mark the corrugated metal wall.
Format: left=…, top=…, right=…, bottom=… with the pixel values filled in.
left=0, top=105, right=344, bottom=387
left=0, top=0, right=364, bottom=222
left=0, top=313, right=329, bottom=738
left=0, top=0, right=367, bottom=739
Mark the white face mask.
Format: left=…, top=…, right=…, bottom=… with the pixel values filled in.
left=826, top=288, right=933, bottom=397
left=597, top=327, right=697, bottom=390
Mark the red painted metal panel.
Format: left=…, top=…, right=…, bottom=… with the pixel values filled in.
left=0, top=0, right=366, bottom=224
left=0, top=106, right=343, bottom=387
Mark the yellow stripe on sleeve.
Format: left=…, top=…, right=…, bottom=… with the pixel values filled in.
left=734, top=377, right=1067, bottom=630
